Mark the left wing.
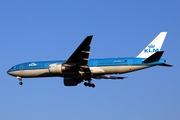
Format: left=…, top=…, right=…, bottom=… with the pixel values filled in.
left=63, top=36, right=93, bottom=86
left=65, top=35, right=92, bottom=65
left=62, top=36, right=125, bottom=87
left=65, top=35, right=92, bottom=78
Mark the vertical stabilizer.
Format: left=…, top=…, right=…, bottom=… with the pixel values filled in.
left=136, top=32, right=167, bottom=58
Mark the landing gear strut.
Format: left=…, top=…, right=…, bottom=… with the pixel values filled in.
left=16, top=76, right=23, bottom=85
left=84, top=82, right=95, bottom=88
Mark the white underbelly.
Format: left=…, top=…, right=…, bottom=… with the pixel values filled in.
left=19, top=66, right=150, bottom=77
left=90, top=66, right=149, bottom=74
left=20, top=69, right=49, bottom=77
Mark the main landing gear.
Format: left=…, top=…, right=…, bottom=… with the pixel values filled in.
left=84, top=82, right=95, bottom=88
left=16, top=76, right=23, bottom=85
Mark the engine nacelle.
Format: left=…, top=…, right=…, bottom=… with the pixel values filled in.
left=49, top=63, right=72, bottom=74
left=49, top=63, right=63, bottom=73
left=63, top=78, right=80, bottom=86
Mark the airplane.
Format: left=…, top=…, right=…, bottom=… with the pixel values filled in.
left=7, top=32, right=172, bottom=88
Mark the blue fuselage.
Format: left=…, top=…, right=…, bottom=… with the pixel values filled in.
left=7, top=57, right=166, bottom=78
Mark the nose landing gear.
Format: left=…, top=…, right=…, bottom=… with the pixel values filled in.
left=16, top=76, right=23, bottom=85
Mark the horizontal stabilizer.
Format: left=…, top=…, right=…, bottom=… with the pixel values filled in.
left=143, top=51, right=164, bottom=63
left=158, top=63, right=173, bottom=67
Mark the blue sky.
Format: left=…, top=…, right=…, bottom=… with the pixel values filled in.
left=1, top=0, right=180, bottom=120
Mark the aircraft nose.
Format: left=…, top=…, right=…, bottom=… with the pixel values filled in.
left=7, top=67, right=21, bottom=76
left=7, top=69, right=11, bottom=75
left=7, top=68, right=15, bottom=76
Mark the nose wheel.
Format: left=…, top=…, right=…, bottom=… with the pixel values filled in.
left=16, top=76, right=23, bottom=85
left=19, top=81, right=23, bottom=85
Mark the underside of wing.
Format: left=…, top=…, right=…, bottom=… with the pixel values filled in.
left=93, top=75, right=127, bottom=80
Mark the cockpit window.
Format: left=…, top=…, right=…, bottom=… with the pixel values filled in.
left=11, top=66, right=16, bottom=69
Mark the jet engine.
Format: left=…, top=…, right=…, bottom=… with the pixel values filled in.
left=48, top=63, right=69, bottom=73
left=63, top=77, right=82, bottom=86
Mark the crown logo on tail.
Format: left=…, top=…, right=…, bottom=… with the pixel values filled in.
left=144, top=44, right=159, bottom=53
left=148, top=44, right=155, bottom=48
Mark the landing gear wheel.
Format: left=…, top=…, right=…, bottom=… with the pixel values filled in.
left=84, top=82, right=88, bottom=86
left=84, top=82, right=95, bottom=88
left=88, top=83, right=92, bottom=87
left=19, top=82, right=23, bottom=85
left=91, top=84, right=95, bottom=88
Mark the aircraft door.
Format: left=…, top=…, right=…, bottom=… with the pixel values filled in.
left=127, top=60, right=132, bottom=71
left=128, top=60, right=132, bottom=66
left=19, top=65, right=24, bottom=75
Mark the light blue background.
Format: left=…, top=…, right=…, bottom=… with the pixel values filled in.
left=1, top=0, right=179, bottom=120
